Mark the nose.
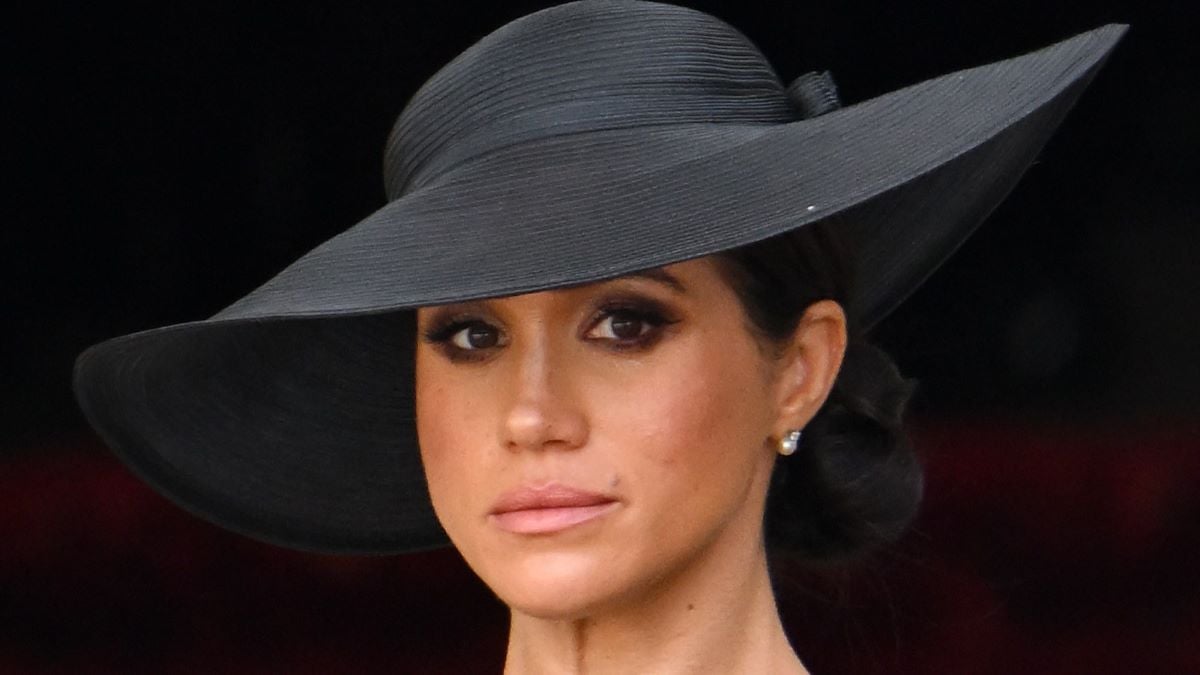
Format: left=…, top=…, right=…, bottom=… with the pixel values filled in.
left=499, top=335, right=589, bottom=453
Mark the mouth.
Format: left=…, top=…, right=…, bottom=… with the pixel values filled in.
left=489, top=483, right=620, bottom=535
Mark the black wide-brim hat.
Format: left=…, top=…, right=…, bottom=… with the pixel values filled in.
left=73, top=0, right=1125, bottom=554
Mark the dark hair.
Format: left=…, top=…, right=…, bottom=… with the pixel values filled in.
left=713, top=221, right=922, bottom=560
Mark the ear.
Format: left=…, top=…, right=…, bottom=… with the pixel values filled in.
left=771, top=299, right=847, bottom=436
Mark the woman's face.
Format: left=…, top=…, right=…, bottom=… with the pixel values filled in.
left=414, top=257, right=835, bottom=620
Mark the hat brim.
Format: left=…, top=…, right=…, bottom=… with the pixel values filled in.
left=74, top=24, right=1124, bottom=554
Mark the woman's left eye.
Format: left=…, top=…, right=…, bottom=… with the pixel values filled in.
left=585, top=307, right=673, bottom=345
left=589, top=312, right=650, bottom=340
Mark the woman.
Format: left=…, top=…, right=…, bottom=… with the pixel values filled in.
left=73, top=1, right=1124, bottom=672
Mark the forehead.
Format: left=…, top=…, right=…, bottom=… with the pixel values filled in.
left=416, top=257, right=734, bottom=315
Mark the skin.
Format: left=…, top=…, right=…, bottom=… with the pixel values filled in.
left=415, top=256, right=847, bottom=674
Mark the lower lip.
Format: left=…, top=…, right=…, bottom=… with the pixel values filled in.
left=490, top=502, right=619, bottom=535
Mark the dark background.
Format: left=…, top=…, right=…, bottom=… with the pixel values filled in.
left=4, top=1, right=1197, bottom=673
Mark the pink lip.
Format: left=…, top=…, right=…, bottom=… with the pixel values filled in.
left=489, top=484, right=619, bottom=535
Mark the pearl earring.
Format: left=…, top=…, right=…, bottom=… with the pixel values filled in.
left=778, top=430, right=802, bottom=456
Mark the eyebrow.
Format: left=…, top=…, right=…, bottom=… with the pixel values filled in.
left=620, top=268, right=688, bottom=294
left=421, top=268, right=689, bottom=320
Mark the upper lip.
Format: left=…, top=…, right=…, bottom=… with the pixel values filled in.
left=490, top=483, right=616, bottom=514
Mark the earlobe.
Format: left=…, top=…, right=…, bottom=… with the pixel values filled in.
left=773, top=300, right=847, bottom=433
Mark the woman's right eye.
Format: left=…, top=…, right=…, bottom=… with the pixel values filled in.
left=449, top=322, right=501, bottom=350
left=421, top=317, right=506, bottom=360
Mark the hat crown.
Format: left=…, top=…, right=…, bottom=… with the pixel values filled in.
left=383, top=0, right=795, bottom=199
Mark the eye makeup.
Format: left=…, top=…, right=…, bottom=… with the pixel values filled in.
left=418, top=289, right=683, bottom=363
left=419, top=309, right=505, bottom=363
left=581, top=294, right=681, bottom=353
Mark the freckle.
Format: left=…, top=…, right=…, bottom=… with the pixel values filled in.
left=687, top=603, right=695, bottom=611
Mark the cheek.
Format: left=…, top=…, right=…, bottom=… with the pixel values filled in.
left=599, top=332, right=773, bottom=519
left=413, top=358, right=493, bottom=533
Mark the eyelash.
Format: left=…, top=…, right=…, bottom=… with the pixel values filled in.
left=420, top=299, right=680, bottom=362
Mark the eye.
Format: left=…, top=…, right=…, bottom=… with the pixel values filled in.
left=583, top=299, right=679, bottom=350
left=421, top=315, right=507, bottom=361
left=588, top=311, right=654, bottom=341
left=449, top=321, right=501, bottom=350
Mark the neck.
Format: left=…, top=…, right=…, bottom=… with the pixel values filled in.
left=502, top=537, right=808, bottom=675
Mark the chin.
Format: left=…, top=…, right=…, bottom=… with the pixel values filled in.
left=478, top=546, right=635, bottom=620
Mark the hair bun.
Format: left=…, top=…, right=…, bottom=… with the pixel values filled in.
left=765, top=339, right=922, bottom=559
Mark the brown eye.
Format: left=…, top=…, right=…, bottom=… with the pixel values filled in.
left=451, top=322, right=500, bottom=349
left=609, top=315, right=645, bottom=339
left=589, top=312, right=651, bottom=341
